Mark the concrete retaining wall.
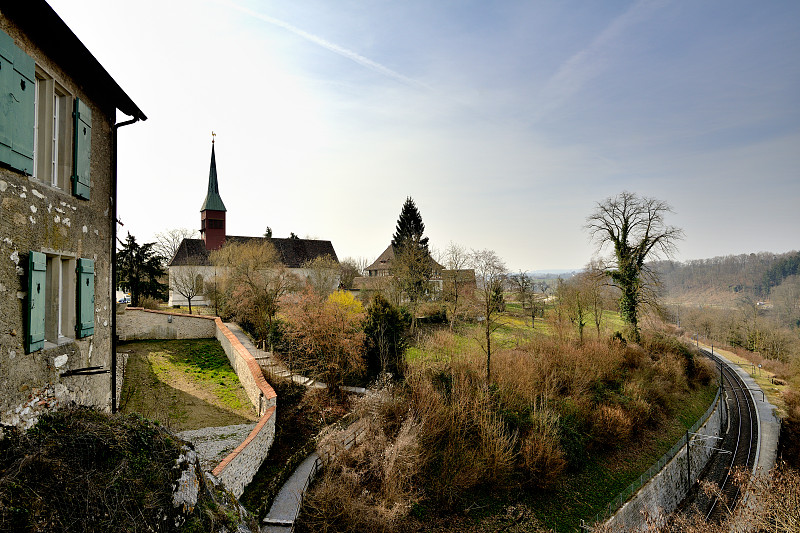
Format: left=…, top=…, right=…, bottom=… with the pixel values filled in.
left=116, top=308, right=277, bottom=498
left=604, top=392, right=727, bottom=531
left=116, top=306, right=217, bottom=340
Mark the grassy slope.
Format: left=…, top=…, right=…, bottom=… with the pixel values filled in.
left=409, top=307, right=719, bottom=532
left=120, top=339, right=256, bottom=431
left=525, top=383, right=717, bottom=531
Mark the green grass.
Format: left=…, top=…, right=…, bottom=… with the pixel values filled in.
left=120, top=339, right=254, bottom=430
left=145, top=339, right=248, bottom=412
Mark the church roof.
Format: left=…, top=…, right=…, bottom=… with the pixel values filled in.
left=169, top=237, right=338, bottom=268
left=200, top=143, right=226, bottom=212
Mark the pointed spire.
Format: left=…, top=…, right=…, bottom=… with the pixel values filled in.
left=200, top=139, right=226, bottom=212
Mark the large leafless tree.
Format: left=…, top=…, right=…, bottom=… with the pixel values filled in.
left=586, top=191, right=682, bottom=342
left=154, top=228, right=199, bottom=266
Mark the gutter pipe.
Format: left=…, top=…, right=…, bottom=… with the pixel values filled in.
left=111, top=115, right=141, bottom=413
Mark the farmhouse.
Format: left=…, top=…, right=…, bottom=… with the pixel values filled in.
left=168, top=141, right=339, bottom=307
left=0, top=2, right=145, bottom=417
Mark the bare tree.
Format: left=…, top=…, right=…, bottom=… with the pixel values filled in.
left=557, top=276, right=589, bottom=343
left=339, top=257, right=366, bottom=289
left=154, top=228, right=199, bottom=266
left=210, top=240, right=300, bottom=349
left=584, top=260, right=610, bottom=338
left=510, top=271, right=546, bottom=329
left=170, top=262, right=206, bottom=314
left=586, top=191, right=683, bottom=342
left=471, top=249, right=507, bottom=384
left=303, top=254, right=340, bottom=296
left=442, top=242, right=471, bottom=330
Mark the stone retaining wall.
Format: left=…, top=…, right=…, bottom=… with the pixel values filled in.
left=117, top=308, right=277, bottom=498
left=116, top=306, right=217, bottom=340
left=603, top=391, right=727, bottom=531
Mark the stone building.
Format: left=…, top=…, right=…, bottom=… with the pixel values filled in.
left=0, top=2, right=145, bottom=418
left=168, top=142, right=339, bottom=307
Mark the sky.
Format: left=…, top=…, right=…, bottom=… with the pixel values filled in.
left=47, top=0, right=800, bottom=272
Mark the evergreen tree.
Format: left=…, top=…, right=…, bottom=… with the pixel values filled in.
left=391, top=197, right=429, bottom=251
left=116, top=233, right=168, bottom=307
left=364, top=294, right=409, bottom=380
left=390, top=198, right=433, bottom=329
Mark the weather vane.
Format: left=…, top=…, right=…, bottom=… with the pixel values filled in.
left=212, top=131, right=216, bottom=144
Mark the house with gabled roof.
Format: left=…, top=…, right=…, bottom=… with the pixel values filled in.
left=167, top=141, right=339, bottom=307
left=0, top=1, right=145, bottom=418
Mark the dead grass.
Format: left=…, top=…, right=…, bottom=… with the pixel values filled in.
left=297, top=328, right=717, bottom=532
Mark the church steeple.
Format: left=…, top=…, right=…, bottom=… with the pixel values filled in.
left=200, top=134, right=227, bottom=250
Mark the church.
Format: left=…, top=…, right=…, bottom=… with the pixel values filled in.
left=168, top=140, right=339, bottom=307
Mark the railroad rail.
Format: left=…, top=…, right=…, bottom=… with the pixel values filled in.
left=683, top=348, right=759, bottom=521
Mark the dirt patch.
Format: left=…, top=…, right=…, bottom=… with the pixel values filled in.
left=119, top=339, right=256, bottom=432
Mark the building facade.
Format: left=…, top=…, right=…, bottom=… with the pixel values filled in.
left=0, top=2, right=145, bottom=417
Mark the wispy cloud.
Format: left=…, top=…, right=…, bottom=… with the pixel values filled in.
left=535, top=0, right=669, bottom=120
left=218, top=0, right=431, bottom=90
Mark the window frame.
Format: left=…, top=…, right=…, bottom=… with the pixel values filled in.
left=32, top=68, right=72, bottom=191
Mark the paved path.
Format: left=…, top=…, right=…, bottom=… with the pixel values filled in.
left=261, top=453, right=322, bottom=533
left=260, top=419, right=368, bottom=532
left=224, top=322, right=366, bottom=394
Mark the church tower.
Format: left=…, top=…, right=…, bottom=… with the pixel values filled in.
left=200, top=137, right=227, bottom=250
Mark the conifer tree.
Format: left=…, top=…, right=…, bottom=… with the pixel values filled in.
left=116, top=233, right=167, bottom=306
left=390, top=197, right=432, bottom=329
left=391, top=197, right=429, bottom=251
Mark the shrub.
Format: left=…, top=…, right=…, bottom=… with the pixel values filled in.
left=0, top=407, right=256, bottom=532
left=364, top=294, right=409, bottom=381
left=138, top=296, right=162, bottom=310
left=518, top=405, right=567, bottom=487
left=591, top=404, right=634, bottom=448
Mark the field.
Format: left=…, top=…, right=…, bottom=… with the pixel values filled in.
left=119, top=339, right=257, bottom=431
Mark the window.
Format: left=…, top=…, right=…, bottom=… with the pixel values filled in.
left=0, top=28, right=92, bottom=199
left=33, top=72, right=72, bottom=190
left=45, top=254, right=76, bottom=343
left=25, top=251, right=94, bottom=353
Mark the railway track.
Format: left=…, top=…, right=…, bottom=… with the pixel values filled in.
left=681, top=349, right=758, bottom=521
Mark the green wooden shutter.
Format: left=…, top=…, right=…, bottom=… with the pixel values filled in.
left=76, top=258, right=95, bottom=338
left=26, top=251, right=46, bottom=353
left=71, top=98, right=91, bottom=200
left=0, top=28, right=35, bottom=174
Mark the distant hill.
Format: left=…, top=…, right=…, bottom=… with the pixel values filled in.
left=652, top=250, right=800, bottom=306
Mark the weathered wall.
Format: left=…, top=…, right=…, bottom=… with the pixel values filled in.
left=0, top=12, right=116, bottom=417
left=212, top=407, right=276, bottom=498
left=214, top=319, right=277, bottom=416
left=116, top=307, right=217, bottom=340
left=604, top=392, right=727, bottom=531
